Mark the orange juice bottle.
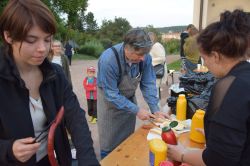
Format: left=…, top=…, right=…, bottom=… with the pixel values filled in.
left=149, top=139, right=167, bottom=166
left=190, top=109, right=205, bottom=143
left=176, top=94, right=187, bottom=121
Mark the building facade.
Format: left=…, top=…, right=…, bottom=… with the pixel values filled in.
left=193, top=0, right=250, bottom=30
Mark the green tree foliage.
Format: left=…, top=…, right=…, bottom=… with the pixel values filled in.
left=41, top=0, right=88, bottom=39
left=145, top=25, right=162, bottom=42
left=98, top=17, right=132, bottom=45
left=84, top=12, right=98, bottom=34
left=44, top=0, right=88, bottom=30
left=0, top=0, right=8, bottom=15
left=78, top=40, right=104, bottom=58
left=163, top=39, right=180, bottom=54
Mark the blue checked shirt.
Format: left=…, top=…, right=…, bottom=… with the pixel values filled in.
left=97, top=43, right=160, bottom=114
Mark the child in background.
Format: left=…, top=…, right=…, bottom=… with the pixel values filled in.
left=83, top=66, right=97, bottom=124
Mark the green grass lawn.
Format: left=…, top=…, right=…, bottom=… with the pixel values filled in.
left=167, top=59, right=181, bottom=71
left=72, top=54, right=97, bottom=60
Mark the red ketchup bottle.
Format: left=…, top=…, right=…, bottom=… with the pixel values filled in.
left=161, top=125, right=181, bottom=166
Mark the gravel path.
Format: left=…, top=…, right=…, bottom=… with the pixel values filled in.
left=70, top=54, right=180, bottom=160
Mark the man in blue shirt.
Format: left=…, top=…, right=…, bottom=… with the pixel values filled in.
left=97, top=28, right=169, bottom=158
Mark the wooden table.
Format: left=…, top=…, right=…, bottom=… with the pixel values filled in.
left=100, top=126, right=205, bottom=166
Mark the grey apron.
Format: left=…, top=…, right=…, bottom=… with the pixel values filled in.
left=97, top=47, right=143, bottom=152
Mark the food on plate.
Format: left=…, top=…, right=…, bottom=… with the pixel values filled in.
left=160, top=119, right=187, bottom=131
left=153, top=117, right=166, bottom=123
left=150, top=128, right=162, bottom=135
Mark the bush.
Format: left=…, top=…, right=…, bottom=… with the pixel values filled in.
left=78, top=40, right=104, bottom=58
left=100, top=38, right=113, bottom=49
left=164, top=39, right=180, bottom=54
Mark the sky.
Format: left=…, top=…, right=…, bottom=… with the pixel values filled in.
left=86, top=0, right=194, bottom=28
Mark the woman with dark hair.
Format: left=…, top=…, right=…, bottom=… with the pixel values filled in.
left=0, top=0, right=99, bottom=165
left=167, top=9, right=250, bottom=166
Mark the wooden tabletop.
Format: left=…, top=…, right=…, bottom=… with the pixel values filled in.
left=100, top=126, right=205, bottom=166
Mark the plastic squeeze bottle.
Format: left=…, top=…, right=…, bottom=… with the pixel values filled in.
left=176, top=94, right=187, bottom=121
left=161, top=127, right=181, bottom=166
left=149, top=139, right=167, bottom=166
left=190, top=109, right=205, bottom=143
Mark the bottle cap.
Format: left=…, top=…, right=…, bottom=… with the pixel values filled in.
left=196, top=109, right=205, bottom=115
left=178, top=94, right=185, bottom=98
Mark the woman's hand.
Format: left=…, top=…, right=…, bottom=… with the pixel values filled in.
left=167, top=143, right=186, bottom=162
left=196, top=128, right=205, bottom=135
left=12, top=137, right=40, bottom=163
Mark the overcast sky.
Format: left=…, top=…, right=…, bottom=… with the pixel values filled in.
left=86, top=0, right=194, bottom=28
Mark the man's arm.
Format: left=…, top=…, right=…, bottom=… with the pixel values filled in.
left=140, top=55, right=160, bottom=113
left=99, top=54, right=140, bottom=113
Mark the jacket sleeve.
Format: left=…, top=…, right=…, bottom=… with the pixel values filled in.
left=140, top=55, right=160, bottom=113
left=83, top=78, right=97, bottom=91
left=62, top=55, right=72, bottom=85
left=59, top=69, right=100, bottom=165
left=0, top=139, right=18, bottom=165
left=83, top=78, right=87, bottom=90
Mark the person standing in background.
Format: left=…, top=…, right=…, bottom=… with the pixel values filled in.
left=167, top=9, right=250, bottom=166
left=64, top=41, right=73, bottom=65
left=83, top=66, right=97, bottom=124
left=148, top=32, right=166, bottom=101
left=50, top=40, right=72, bottom=84
left=180, top=24, right=194, bottom=58
left=97, top=28, right=169, bottom=158
left=183, top=26, right=200, bottom=72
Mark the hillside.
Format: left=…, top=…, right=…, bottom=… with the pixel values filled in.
left=156, top=26, right=187, bottom=33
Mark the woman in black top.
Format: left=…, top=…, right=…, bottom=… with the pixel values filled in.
left=0, top=0, right=99, bottom=165
left=167, top=9, right=250, bottom=166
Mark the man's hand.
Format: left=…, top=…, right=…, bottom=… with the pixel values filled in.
left=154, top=111, right=170, bottom=119
left=12, top=137, right=40, bottom=163
left=137, top=108, right=156, bottom=120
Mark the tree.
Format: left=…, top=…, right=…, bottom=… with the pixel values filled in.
left=84, top=12, right=98, bottom=34
left=99, top=17, right=132, bottom=44
left=0, top=0, right=8, bottom=15
left=44, top=0, right=88, bottom=30
left=145, top=25, right=162, bottom=42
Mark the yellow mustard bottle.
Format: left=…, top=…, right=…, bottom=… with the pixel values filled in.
left=190, top=109, right=205, bottom=143
left=149, top=139, right=167, bottom=166
left=176, top=94, right=187, bottom=121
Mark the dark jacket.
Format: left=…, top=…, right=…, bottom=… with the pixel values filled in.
left=61, top=54, right=72, bottom=85
left=203, top=61, right=250, bottom=166
left=0, top=49, right=100, bottom=166
left=65, top=43, right=73, bottom=57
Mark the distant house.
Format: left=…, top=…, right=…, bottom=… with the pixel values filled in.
left=193, top=0, right=250, bottom=30
left=161, top=32, right=180, bottom=42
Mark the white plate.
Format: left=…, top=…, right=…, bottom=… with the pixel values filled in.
left=146, top=118, right=191, bottom=141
